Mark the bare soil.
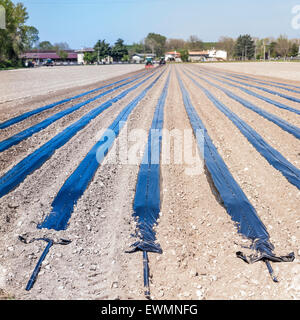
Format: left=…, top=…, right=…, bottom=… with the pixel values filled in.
left=0, top=64, right=299, bottom=300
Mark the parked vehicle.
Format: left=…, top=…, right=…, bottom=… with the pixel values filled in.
left=26, top=61, right=35, bottom=68
left=44, top=59, right=54, bottom=67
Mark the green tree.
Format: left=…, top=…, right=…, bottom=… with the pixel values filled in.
left=83, top=51, right=95, bottom=64
left=179, top=49, right=189, bottom=62
left=22, top=26, right=39, bottom=50
left=268, top=41, right=278, bottom=58
left=111, top=38, right=128, bottom=62
left=127, top=42, right=145, bottom=56
left=38, top=41, right=54, bottom=50
left=217, top=36, right=235, bottom=59
left=275, top=35, right=290, bottom=59
left=289, top=42, right=299, bottom=57
left=186, top=35, right=203, bottom=50
left=234, top=34, right=255, bottom=60
left=56, top=49, right=68, bottom=61
left=94, top=39, right=111, bottom=63
left=145, top=32, right=166, bottom=57
left=0, top=0, right=37, bottom=66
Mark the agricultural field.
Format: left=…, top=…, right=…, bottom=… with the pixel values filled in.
left=0, top=63, right=299, bottom=300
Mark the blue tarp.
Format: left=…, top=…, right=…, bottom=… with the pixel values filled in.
left=187, top=68, right=300, bottom=140
left=0, top=71, right=149, bottom=152
left=194, top=68, right=300, bottom=115
left=184, top=69, right=300, bottom=190
left=38, top=69, right=166, bottom=231
left=176, top=70, right=294, bottom=280
left=0, top=70, right=159, bottom=199
left=129, top=72, right=170, bottom=254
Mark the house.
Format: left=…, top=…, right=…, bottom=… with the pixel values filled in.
left=208, top=49, right=227, bottom=61
left=130, top=53, right=155, bottom=64
left=188, top=49, right=227, bottom=62
left=75, top=48, right=94, bottom=64
left=131, top=55, right=144, bottom=64
left=165, top=51, right=181, bottom=62
left=20, top=50, right=78, bottom=65
left=188, top=50, right=209, bottom=62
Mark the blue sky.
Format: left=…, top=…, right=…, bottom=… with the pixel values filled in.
left=14, top=0, right=300, bottom=49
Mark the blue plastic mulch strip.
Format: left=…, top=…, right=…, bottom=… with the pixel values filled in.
left=224, top=72, right=300, bottom=94
left=128, top=72, right=170, bottom=254
left=0, top=70, right=147, bottom=130
left=222, top=71, right=300, bottom=90
left=0, top=69, right=160, bottom=199
left=194, top=68, right=300, bottom=115
left=183, top=70, right=300, bottom=190
left=176, top=71, right=294, bottom=279
left=126, top=71, right=169, bottom=299
left=225, top=72, right=300, bottom=94
left=0, top=71, right=150, bottom=153
left=38, top=68, right=166, bottom=231
left=198, top=68, right=300, bottom=104
left=187, top=68, right=300, bottom=140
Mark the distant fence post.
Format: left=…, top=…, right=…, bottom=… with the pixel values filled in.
left=0, top=5, right=5, bottom=29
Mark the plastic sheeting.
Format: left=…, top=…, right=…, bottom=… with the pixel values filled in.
left=224, top=72, right=300, bottom=94
left=128, top=73, right=170, bottom=254
left=0, top=72, right=150, bottom=152
left=176, top=71, right=294, bottom=279
left=199, top=69, right=300, bottom=104
left=0, top=70, right=159, bottom=199
left=195, top=68, right=300, bottom=116
left=184, top=70, right=300, bottom=189
left=38, top=69, right=166, bottom=231
left=188, top=68, right=300, bottom=140
left=0, top=71, right=147, bottom=130
left=222, top=71, right=300, bottom=90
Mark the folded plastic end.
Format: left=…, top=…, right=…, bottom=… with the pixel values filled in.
left=236, top=250, right=295, bottom=282
left=126, top=240, right=162, bottom=254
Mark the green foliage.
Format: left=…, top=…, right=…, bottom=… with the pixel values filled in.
left=186, top=35, right=203, bottom=50
left=83, top=51, right=95, bottom=64
left=268, top=41, right=278, bottom=58
left=94, top=39, right=111, bottom=62
left=121, top=54, right=129, bottom=62
left=23, top=26, right=39, bottom=50
left=234, top=34, right=255, bottom=60
left=56, top=49, right=68, bottom=60
left=179, top=49, right=189, bottom=62
left=289, top=42, right=299, bottom=57
left=127, top=42, right=145, bottom=56
left=38, top=41, right=54, bottom=50
left=145, top=32, right=166, bottom=57
left=111, top=38, right=128, bottom=62
left=275, top=35, right=290, bottom=58
left=0, top=0, right=38, bottom=66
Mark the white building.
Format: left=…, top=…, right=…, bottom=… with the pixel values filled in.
left=188, top=50, right=227, bottom=62
left=75, top=48, right=94, bottom=64
left=131, top=55, right=144, bottom=63
left=208, top=49, right=227, bottom=60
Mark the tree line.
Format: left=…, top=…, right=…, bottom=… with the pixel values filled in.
left=86, top=33, right=300, bottom=64
left=0, top=0, right=299, bottom=68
